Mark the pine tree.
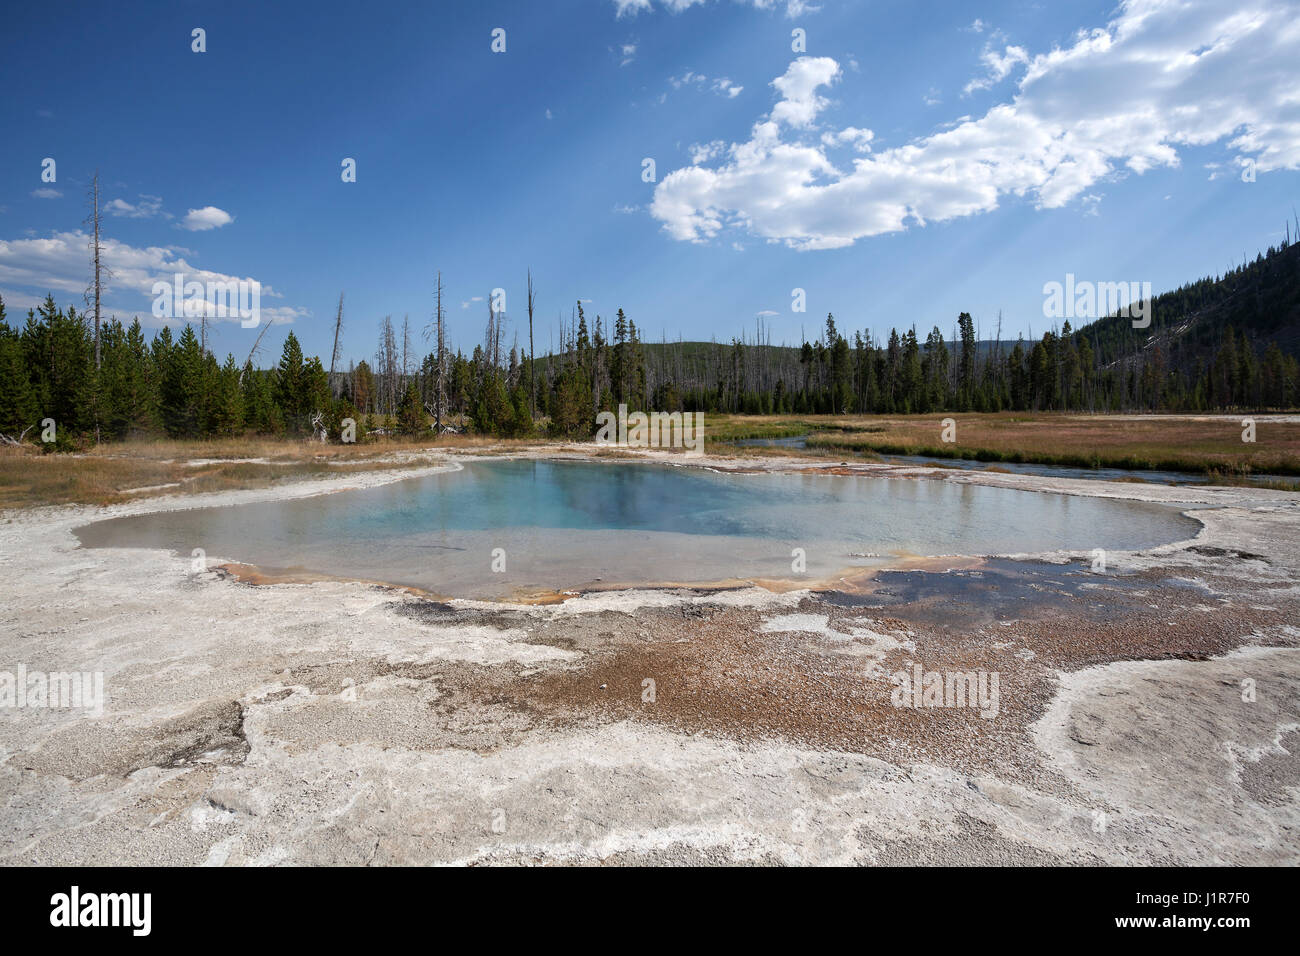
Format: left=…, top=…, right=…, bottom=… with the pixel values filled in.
left=161, top=325, right=206, bottom=437
left=22, top=296, right=92, bottom=438
left=211, top=354, right=246, bottom=435
left=274, top=331, right=308, bottom=432
left=351, top=360, right=374, bottom=415
left=303, top=356, right=330, bottom=420
left=397, top=382, right=426, bottom=436
left=0, top=296, right=38, bottom=437
left=242, top=363, right=276, bottom=433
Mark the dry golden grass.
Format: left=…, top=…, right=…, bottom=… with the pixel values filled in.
left=6, top=412, right=1298, bottom=509
left=0, top=451, right=179, bottom=509
left=707, top=412, right=1300, bottom=476
left=0, top=434, right=536, bottom=509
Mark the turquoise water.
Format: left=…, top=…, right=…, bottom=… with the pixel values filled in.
left=75, top=459, right=1200, bottom=599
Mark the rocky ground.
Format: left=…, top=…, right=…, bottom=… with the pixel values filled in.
left=1, top=446, right=1297, bottom=865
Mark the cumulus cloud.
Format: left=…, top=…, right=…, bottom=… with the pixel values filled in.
left=651, top=0, right=1300, bottom=251
left=821, top=126, right=874, bottom=153
left=32, top=188, right=62, bottom=199
left=769, top=56, right=839, bottom=127
left=615, top=0, right=814, bottom=18
left=0, top=230, right=303, bottom=325
left=180, top=206, right=233, bottom=231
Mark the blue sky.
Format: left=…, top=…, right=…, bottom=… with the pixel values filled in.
left=2, top=0, right=1298, bottom=366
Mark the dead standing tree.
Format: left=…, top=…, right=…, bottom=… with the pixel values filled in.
left=401, top=314, right=412, bottom=384
left=328, top=292, right=345, bottom=397
left=483, top=296, right=497, bottom=375
left=485, top=293, right=504, bottom=371
left=375, top=316, right=398, bottom=417
left=527, top=269, right=536, bottom=419
left=422, top=271, right=448, bottom=432
left=240, top=320, right=273, bottom=384
left=84, top=171, right=110, bottom=371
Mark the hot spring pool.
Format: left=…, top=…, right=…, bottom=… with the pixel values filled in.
left=74, top=459, right=1201, bottom=600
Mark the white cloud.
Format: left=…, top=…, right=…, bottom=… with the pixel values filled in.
left=615, top=0, right=814, bottom=18
left=690, top=140, right=729, bottom=163
left=821, top=126, right=874, bottom=153
left=461, top=296, right=484, bottom=309
left=106, top=194, right=164, bottom=218
left=180, top=206, right=233, bottom=231
left=614, top=0, right=653, bottom=16
left=669, top=70, right=744, bottom=99
left=651, top=0, right=1300, bottom=251
left=621, top=42, right=638, bottom=66
left=770, top=57, right=840, bottom=127
left=963, top=43, right=1029, bottom=95
left=32, top=188, right=62, bottom=199
left=0, top=230, right=303, bottom=325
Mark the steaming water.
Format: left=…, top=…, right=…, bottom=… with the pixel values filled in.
left=74, top=459, right=1200, bottom=600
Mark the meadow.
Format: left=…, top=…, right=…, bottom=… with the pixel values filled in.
left=5, top=411, right=1299, bottom=509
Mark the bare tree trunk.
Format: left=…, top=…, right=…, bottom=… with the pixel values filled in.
left=386, top=318, right=397, bottom=415
left=484, top=297, right=496, bottom=374
left=241, top=321, right=272, bottom=382
left=527, top=269, right=536, bottom=419
left=421, top=272, right=449, bottom=431
left=434, top=272, right=447, bottom=431
left=376, top=316, right=397, bottom=418
left=401, top=314, right=412, bottom=402
left=87, top=171, right=103, bottom=370
left=494, top=297, right=503, bottom=370
left=329, top=292, right=345, bottom=396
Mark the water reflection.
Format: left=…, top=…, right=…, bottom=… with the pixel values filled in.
left=74, top=459, right=1199, bottom=599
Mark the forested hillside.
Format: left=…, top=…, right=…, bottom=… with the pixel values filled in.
left=1076, top=233, right=1300, bottom=402
left=624, top=237, right=1300, bottom=414
left=2, top=237, right=1298, bottom=448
